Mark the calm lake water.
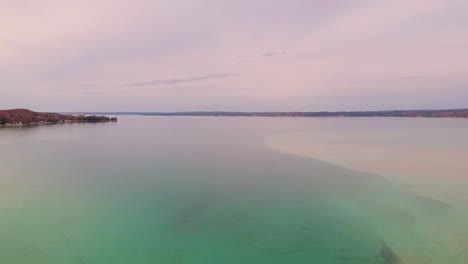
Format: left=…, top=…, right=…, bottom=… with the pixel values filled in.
left=1, top=116, right=467, bottom=263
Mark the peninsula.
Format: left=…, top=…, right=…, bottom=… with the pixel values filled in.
left=0, top=109, right=117, bottom=127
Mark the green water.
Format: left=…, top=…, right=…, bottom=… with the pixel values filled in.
left=0, top=116, right=467, bottom=263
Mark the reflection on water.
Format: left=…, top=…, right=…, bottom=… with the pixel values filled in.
left=0, top=116, right=467, bottom=263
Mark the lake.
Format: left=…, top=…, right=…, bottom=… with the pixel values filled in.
left=1, top=116, right=467, bottom=263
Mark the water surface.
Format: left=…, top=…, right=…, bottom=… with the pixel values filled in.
left=1, top=116, right=467, bottom=263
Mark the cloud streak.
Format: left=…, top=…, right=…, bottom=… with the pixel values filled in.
left=399, top=74, right=425, bottom=79
left=113, top=73, right=240, bottom=88
left=261, top=51, right=287, bottom=57
left=58, top=73, right=240, bottom=93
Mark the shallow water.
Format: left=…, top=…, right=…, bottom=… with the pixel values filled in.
left=1, top=116, right=467, bottom=263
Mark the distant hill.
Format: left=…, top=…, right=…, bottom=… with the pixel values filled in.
left=0, top=109, right=117, bottom=126
left=141, top=109, right=468, bottom=118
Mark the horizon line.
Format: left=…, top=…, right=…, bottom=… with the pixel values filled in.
left=59, top=108, right=468, bottom=114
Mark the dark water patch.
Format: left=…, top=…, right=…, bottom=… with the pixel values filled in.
left=380, top=243, right=402, bottom=264
left=174, top=193, right=220, bottom=230
left=337, top=256, right=379, bottom=263
left=378, top=207, right=416, bottom=231
left=414, top=196, right=452, bottom=211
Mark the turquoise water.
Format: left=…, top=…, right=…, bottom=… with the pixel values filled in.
left=1, top=116, right=467, bottom=263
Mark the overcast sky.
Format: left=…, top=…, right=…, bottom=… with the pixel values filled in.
left=1, top=0, right=467, bottom=111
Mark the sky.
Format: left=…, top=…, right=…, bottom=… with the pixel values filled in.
left=1, top=0, right=467, bottom=112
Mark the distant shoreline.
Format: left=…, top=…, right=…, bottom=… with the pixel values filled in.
left=68, top=109, right=468, bottom=118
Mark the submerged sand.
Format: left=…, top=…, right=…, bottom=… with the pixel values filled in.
left=266, top=131, right=468, bottom=206
left=266, top=129, right=468, bottom=263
